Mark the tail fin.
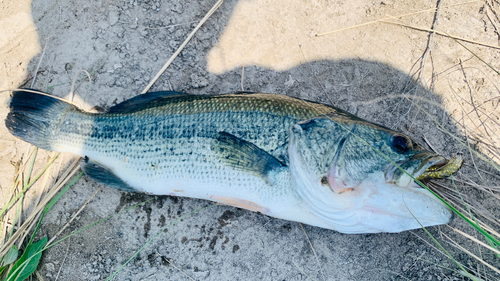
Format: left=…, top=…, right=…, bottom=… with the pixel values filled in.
left=5, top=90, right=78, bottom=151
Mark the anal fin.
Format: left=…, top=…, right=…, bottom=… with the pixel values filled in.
left=80, top=157, right=136, bottom=192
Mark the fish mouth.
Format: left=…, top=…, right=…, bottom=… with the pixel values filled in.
left=386, top=153, right=450, bottom=188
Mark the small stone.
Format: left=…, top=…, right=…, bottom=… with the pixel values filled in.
left=130, top=20, right=138, bottom=29
left=45, top=263, right=55, bottom=272
left=284, top=75, right=295, bottom=87
left=169, top=40, right=178, bottom=49
left=139, top=28, right=148, bottom=37
left=190, top=74, right=209, bottom=88
left=348, top=105, right=358, bottom=114
left=109, top=11, right=119, bottom=26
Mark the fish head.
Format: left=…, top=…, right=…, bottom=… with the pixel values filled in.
left=288, top=115, right=459, bottom=234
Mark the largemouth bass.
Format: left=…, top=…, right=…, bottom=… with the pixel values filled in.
left=6, top=90, right=462, bottom=233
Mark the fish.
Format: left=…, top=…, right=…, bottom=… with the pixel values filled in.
left=5, top=90, right=462, bottom=234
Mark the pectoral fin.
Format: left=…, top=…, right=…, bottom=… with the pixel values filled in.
left=80, top=157, right=136, bottom=192
left=211, top=132, right=285, bottom=183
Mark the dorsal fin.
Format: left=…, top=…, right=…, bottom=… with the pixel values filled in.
left=211, top=132, right=285, bottom=183
left=108, top=91, right=189, bottom=113
left=233, top=91, right=258, bottom=95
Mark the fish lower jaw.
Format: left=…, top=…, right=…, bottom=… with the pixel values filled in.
left=292, top=176, right=453, bottom=233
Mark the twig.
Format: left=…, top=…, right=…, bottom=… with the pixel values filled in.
left=351, top=93, right=445, bottom=109
left=47, top=184, right=103, bottom=246
left=30, top=152, right=59, bottom=229
left=381, top=21, right=500, bottom=50
left=400, top=0, right=443, bottom=130
left=315, top=0, right=480, bottom=37
left=69, top=70, right=92, bottom=103
left=463, top=119, right=485, bottom=182
left=31, top=37, right=51, bottom=88
left=443, top=232, right=500, bottom=275
left=142, top=0, right=224, bottom=94
left=299, top=223, right=326, bottom=281
left=405, top=252, right=426, bottom=272
left=35, top=270, right=45, bottom=281
left=155, top=250, right=195, bottom=281
left=409, top=231, right=471, bottom=273
left=423, top=135, right=439, bottom=154
left=55, top=236, right=71, bottom=281
left=143, top=21, right=197, bottom=30
left=291, top=257, right=315, bottom=281
left=0, top=158, right=79, bottom=257
left=449, top=226, right=500, bottom=256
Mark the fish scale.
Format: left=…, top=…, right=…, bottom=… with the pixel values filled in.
left=47, top=94, right=334, bottom=208
left=6, top=90, right=462, bottom=233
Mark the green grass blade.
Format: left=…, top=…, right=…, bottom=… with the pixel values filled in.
left=6, top=199, right=214, bottom=281
left=0, top=154, right=59, bottom=221
left=28, top=171, right=84, bottom=246
left=420, top=224, right=478, bottom=280
left=7, top=149, right=38, bottom=240
left=3, top=171, right=83, bottom=281
left=339, top=122, right=500, bottom=248
left=106, top=204, right=216, bottom=280
left=414, top=177, right=500, bottom=247
left=43, top=198, right=155, bottom=251
left=411, top=100, right=500, bottom=173
left=447, top=33, right=500, bottom=76
left=24, top=148, right=38, bottom=187
left=1, top=245, right=19, bottom=267
left=7, top=236, right=47, bottom=281
left=325, top=117, right=498, bottom=277
left=8, top=195, right=23, bottom=240
left=0, top=245, right=19, bottom=274
left=2, top=198, right=156, bottom=281
left=450, top=177, right=500, bottom=259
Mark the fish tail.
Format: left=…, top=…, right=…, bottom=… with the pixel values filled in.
left=5, top=90, right=79, bottom=151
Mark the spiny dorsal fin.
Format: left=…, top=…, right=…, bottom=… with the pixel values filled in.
left=211, top=132, right=285, bottom=183
left=232, top=91, right=258, bottom=95
left=108, top=91, right=189, bottom=113
left=80, top=157, right=136, bottom=192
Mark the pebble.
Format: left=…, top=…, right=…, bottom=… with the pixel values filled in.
left=45, top=263, right=55, bottom=272
left=139, top=28, right=149, bottom=37
left=109, top=11, right=119, bottom=26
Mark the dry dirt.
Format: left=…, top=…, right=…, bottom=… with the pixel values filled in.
left=1, top=0, right=500, bottom=280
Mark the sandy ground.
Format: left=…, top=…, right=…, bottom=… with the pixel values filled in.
left=1, top=0, right=500, bottom=280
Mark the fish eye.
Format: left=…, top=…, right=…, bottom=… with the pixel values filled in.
left=391, top=135, right=410, bottom=153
